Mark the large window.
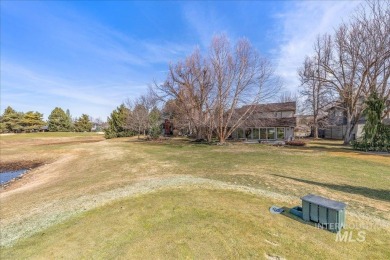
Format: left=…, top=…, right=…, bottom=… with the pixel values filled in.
left=260, top=128, right=267, bottom=139
left=245, top=128, right=252, bottom=139
left=277, top=128, right=285, bottom=139
left=252, top=128, right=260, bottom=139
left=267, top=128, right=276, bottom=139
left=237, top=128, right=244, bottom=138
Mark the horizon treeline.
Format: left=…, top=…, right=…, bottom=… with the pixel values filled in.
left=0, top=106, right=99, bottom=133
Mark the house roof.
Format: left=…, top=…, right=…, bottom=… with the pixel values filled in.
left=241, top=101, right=296, bottom=112
left=241, top=117, right=297, bottom=127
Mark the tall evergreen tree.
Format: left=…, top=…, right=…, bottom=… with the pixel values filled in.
left=48, top=107, right=71, bottom=132
left=353, top=91, right=390, bottom=152
left=148, top=107, right=161, bottom=139
left=362, top=92, right=390, bottom=146
left=105, top=104, right=132, bottom=138
left=74, top=114, right=93, bottom=132
left=0, top=106, right=24, bottom=132
left=21, top=111, right=45, bottom=131
left=65, top=109, right=74, bottom=131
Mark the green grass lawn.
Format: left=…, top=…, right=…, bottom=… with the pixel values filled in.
left=3, top=188, right=389, bottom=259
left=0, top=134, right=389, bottom=259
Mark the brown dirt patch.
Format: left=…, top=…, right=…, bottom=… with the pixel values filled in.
left=0, top=160, right=45, bottom=172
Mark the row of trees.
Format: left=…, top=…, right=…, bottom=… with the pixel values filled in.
left=0, top=106, right=93, bottom=133
left=47, top=107, right=93, bottom=132
left=105, top=35, right=281, bottom=143
left=0, top=106, right=45, bottom=133
left=116, top=0, right=387, bottom=145
left=299, top=0, right=390, bottom=143
left=105, top=1, right=387, bottom=146
left=104, top=97, right=162, bottom=139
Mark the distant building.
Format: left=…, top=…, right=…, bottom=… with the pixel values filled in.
left=91, top=122, right=107, bottom=132
left=231, top=102, right=296, bottom=141
left=40, top=126, right=49, bottom=132
left=325, top=99, right=390, bottom=140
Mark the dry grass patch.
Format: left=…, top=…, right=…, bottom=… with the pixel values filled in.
left=0, top=134, right=389, bottom=258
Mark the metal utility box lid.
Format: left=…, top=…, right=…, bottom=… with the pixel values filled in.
left=301, top=194, right=346, bottom=211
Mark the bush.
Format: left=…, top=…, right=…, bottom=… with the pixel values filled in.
left=149, top=125, right=161, bottom=140
left=351, top=138, right=390, bottom=153
left=286, top=140, right=306, bottom=146
left=104, top=131, right=116, bottom=139
left=104, top=129, right=134, bottom=139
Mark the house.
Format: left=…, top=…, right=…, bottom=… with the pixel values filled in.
left=231, top=102, right=296, bottom=141
left=324, top=106, right=360, bottom=139
left=325, top=99, right=390, bottom=140
left=40, top=126, right=49, bottom=132
left=91, top=123, right=105, bottom=132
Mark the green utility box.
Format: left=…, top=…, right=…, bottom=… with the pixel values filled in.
left=301, top=194, right=346, bottom=232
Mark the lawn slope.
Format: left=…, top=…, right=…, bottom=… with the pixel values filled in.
left=0, top=134, right=389, bottom=258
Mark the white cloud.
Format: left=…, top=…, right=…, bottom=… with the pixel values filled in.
left=273, top=1, right=363, bottom=92
left=0, top=61, right=147, bottom=119
left=182, top=3, right=229, bottom=48
left=1, top=2, right=194, bottom=118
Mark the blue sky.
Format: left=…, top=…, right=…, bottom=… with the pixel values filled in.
left=1, top=1, right=362, bottom=120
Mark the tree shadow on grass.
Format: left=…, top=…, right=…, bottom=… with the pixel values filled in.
left=288, top=145, right=390, bottom=157
left=272, top=174, right=390, bottom=202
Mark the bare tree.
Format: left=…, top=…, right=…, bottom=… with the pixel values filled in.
left=278, top=91, right=298, bottom=103
left=156, top=49, right=214, bottom=140
left=209, top=35, right=280, bottom=143
left=277, top=91, right=305, bottom=115
left=127, top=99, right=147, bottom=139
left=298, top=35, right=333, bottom=138
left=155, top=35, right=280, bottom=143
left=311, top=0, right=390, bottom=144
left=162, top=99, right=193, bottom=136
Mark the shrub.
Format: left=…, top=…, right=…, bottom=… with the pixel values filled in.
left=352, top=137, right=390, bottom=153
left=104, top=129, right=134, bottom=139
left=149, top=125, right=161, bottom=140
left=286, top=140, right=306, bottom=146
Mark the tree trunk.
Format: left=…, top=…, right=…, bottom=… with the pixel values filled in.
left=344, top=129, right=354, bottom=144
left=313, top=125, right=319, bottom=139
left=313, top=114, right=319, bottom=139
left=196, top=129, right=203, bottom=140
left=343, top=114, right=353, bottom=144
left=218, top=132, right=226, bottom=144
